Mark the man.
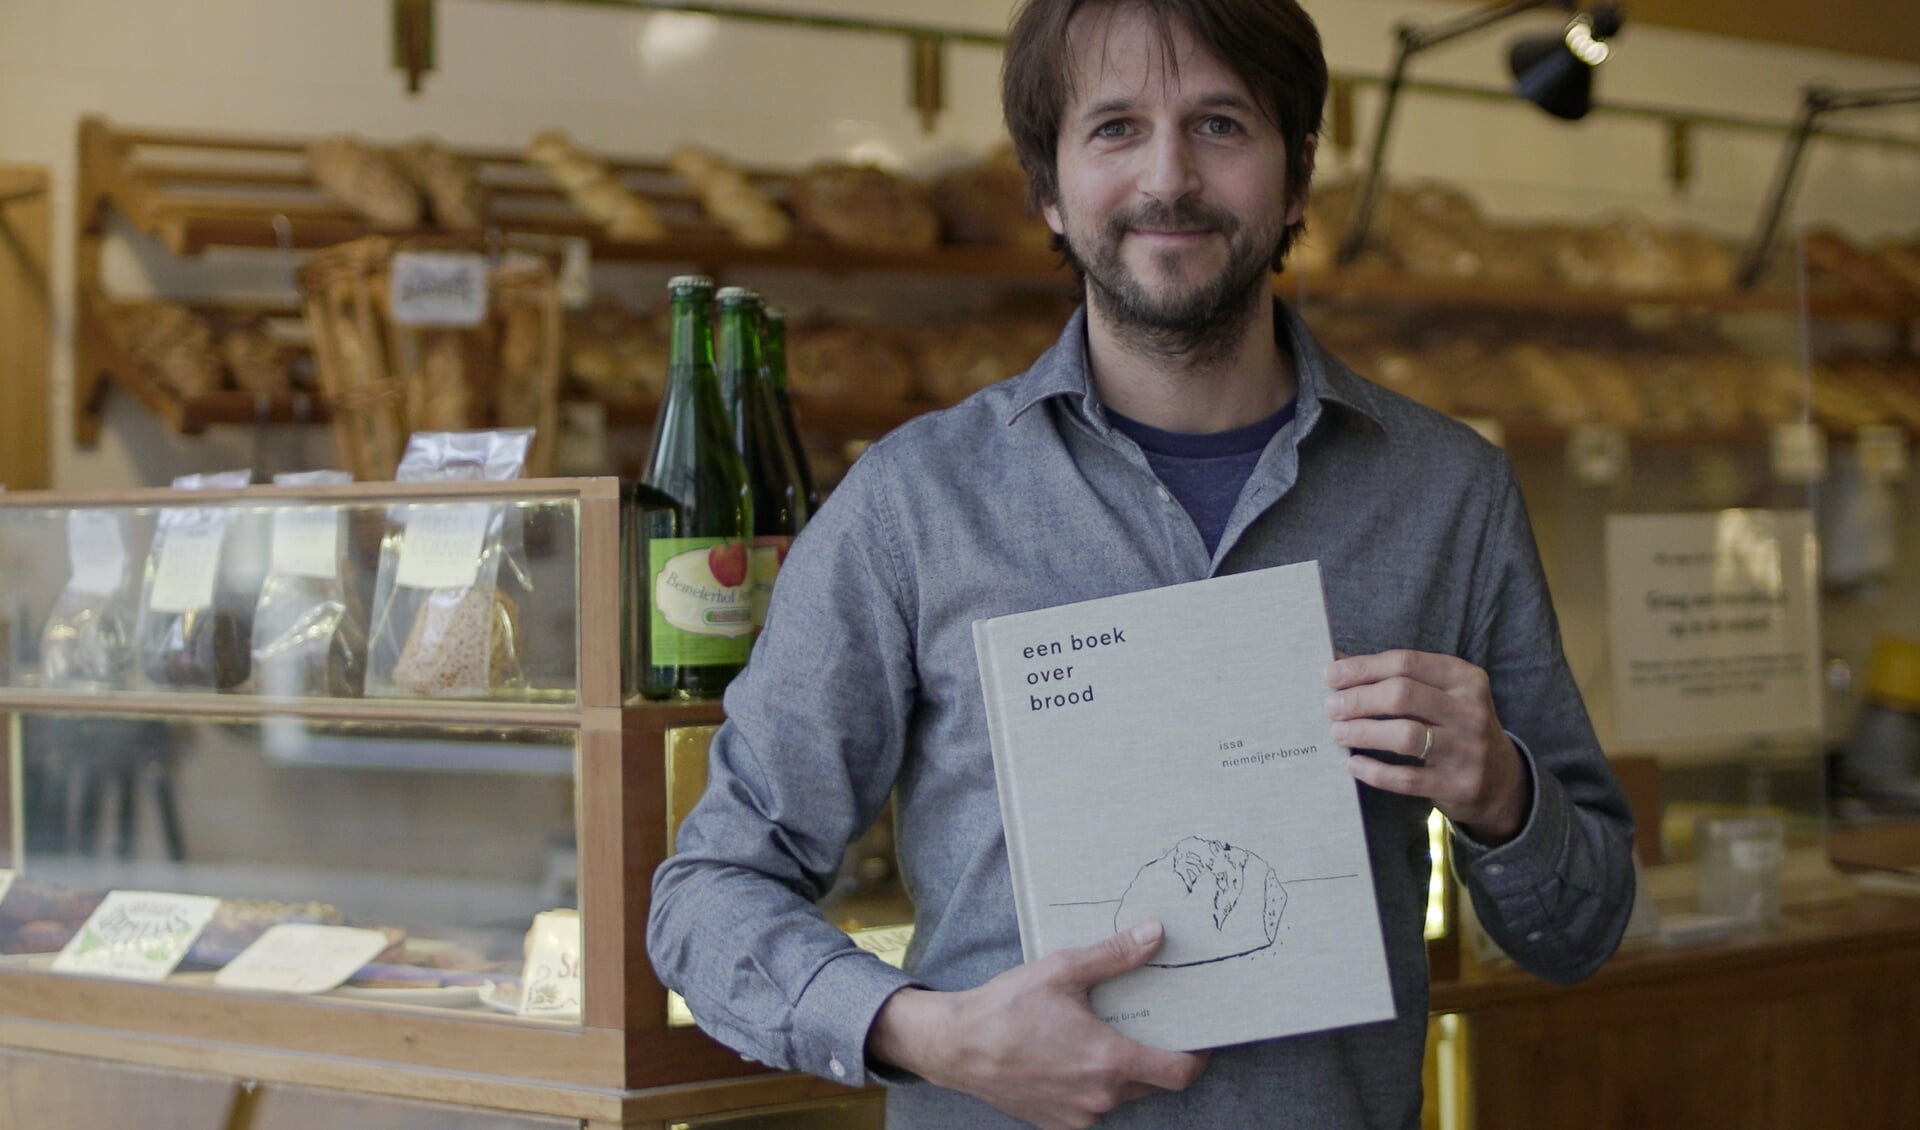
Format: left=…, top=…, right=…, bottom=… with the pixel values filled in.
left=649, top=0, right=1635, bottom=1126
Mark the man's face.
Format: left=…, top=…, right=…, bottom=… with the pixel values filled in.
left=1043, top=4, right=1305, bottom=341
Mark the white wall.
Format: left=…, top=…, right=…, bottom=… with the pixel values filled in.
left=1, top=0, right=1916, bottom=489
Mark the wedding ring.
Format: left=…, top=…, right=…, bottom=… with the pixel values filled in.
left=1418, top=724, right=1434, bottom=762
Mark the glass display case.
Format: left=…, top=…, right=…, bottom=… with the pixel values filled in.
left=0, top=478, right=805, bottom=1127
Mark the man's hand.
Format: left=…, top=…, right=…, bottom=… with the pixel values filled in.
left=1326, top=650, right=1531, bottom=843
left=866, top=920, right=1210, bottom=1130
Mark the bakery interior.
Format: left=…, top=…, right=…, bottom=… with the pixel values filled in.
left=0, top=0, right=1917, bottom=1127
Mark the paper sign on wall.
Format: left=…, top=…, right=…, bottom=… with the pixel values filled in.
left=388, top=252, right=488, bottom=327
left=214, top=924, right=393, bottom=994
left=395, top=503, right=491, bottom=589
left=1605, top=510, right=1821, bottom=744
left=52, top=891, right=221, bottom=982
left=518, top=910, right=581, bottom=1020
left=147, top=525, right=226, bottom=613
left=270, top=507, right=343, bottom=580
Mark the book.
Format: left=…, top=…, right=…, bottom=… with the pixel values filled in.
left=972, top=562, right=1395, bottom=1051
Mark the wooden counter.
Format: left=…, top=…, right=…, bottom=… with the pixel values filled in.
left=1433, top=892, right=1920, bottom=1130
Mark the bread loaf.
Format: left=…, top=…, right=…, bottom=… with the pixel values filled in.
left=394, top=139, right=489, bottom=231
left=109, top=302, right=222, bottom=398
left=1115, top=837, right=1284, bottom=968
left=392, top=587, right=522, bottom=696
left=786, top=324, right=916, bottom=401
left=525, top=131, right=665, bottom=243
left=931, top=150, right=1050, bottom=249
left=793, top=164, right=940, bottom=253
left=1803, top=228, right=1911, bottom=309
left=221, top=322, right=290, bottom=396
left=310, top=136, right=422, bottom=229
left=669, top=144, right=791, bottom=247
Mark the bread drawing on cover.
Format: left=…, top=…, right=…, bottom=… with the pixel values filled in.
left=1114, top=836, right=1287, bottom=968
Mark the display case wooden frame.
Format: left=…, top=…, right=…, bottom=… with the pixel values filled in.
left=0, top=477, right=819, bottom=1128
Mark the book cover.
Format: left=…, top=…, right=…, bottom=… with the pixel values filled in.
left=972, top=562, right=1395, bottom=1051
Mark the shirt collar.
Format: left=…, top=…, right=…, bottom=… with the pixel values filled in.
left=1004, top=299, right=1388, bottom=436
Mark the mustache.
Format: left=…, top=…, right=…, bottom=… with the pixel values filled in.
left=1104, top=199, right=1239, bottom=237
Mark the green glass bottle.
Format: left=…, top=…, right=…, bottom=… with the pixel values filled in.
left=637, top=276, right=754, bottom=699
left=716, top=288, right=809, bottom=633
left=762, top=307, right=819, bottom=513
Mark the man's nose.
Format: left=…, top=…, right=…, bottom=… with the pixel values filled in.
left=1139, top=129, right=1201, bottom=203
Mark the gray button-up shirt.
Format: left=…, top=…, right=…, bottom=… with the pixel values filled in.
left=649, top=303, right=1635, bottom=1129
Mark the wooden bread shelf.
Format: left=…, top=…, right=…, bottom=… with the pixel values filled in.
left=73, top=116, right=1919, bottom=454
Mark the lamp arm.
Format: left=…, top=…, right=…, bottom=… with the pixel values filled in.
left=1336, top=0, right=1561, bottom=266
left=1404, top=0, right=1563, bottom=53
left=1735, top=86, right=1920, bottom=289
left=1337, top=36, right=1413, bottom=266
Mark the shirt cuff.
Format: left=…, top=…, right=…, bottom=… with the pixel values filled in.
left=790, top=950, right=917, bottom=1088
left=1450, top=730, right=1570, bottom=899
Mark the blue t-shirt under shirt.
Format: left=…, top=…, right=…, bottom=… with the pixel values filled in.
left=1107, top=398, right=1298, bottom=555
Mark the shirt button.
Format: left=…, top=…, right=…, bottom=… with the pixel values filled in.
left=1155, top=487, right=1172, bottom=502
left=1526, top=931, right=1544, bottom=942
left=1485, top=864, right=1505, bottom=877
left=829, top=1057, right=847, bottom=1079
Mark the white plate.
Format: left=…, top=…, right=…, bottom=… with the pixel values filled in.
left=332, top=983, right=481, bottom=1007
left=476, top=979, right=521, bottom=1015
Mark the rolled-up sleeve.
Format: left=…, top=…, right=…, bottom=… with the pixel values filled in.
left=1453, top=466, right=1636, bottom=984
left=647, top=446, right=920, bottom=1085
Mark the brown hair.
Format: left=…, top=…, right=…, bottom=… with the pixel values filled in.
left=1002, top=0, right=1326, bottom=267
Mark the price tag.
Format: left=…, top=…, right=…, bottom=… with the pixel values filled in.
left=147, top=524, right=226, bottom=613
left=1858, top=424, right=1908, bottom=482
left=68, top=512, right=127, bottom=596
left=517, top=910, right=582, bottom=1020
left=52, top=891, right=220, bottom=982
left=270, top=507, right=342, bottom=580
left=558, top=236, right=592, bottom=310
left=395, top=503, right=491, bottom=589
left=848, top=922, right=913, bottom=969
left=214, top=924, right=393, bottom=994
left=1770, top=422, right=1826, bottom=484
left=1567, top=424, right=1629, bottom=486
left=388, top=252, right=488, bottom=327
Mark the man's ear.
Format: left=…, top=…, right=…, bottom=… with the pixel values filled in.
left=1042, top=198, right=1065, bottom=237
left=1286, top=133, right=1318, bottom=227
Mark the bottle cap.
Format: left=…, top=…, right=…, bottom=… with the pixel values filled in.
left=716, top=286, right=760, bottom=303
left=668, top=275, right=715, bottom=291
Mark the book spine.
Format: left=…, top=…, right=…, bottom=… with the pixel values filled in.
left=973, top=617, right=1043, bottom=963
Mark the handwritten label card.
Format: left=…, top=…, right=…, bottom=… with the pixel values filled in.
left=53, top=891, right=220, bottom=982
left=68, top=512, right=128, bottom=596
left=389, top=252, right=488, bottom=327
left=147, top=525, right=226, bottom=613
left=517, top=910, right=581, bottom=1020
left=214, top=924, right=393, bottom=994
left=395, top=503, right=491, bottom=589
left=270, top=507, right=343, bottom=580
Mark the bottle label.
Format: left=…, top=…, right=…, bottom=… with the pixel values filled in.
left=651, top=538, right=755, bottom=663
left=750, top=536, right=793, bottom=630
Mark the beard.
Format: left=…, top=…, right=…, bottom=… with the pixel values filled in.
left=1060, top=196, right=1282, bottom=365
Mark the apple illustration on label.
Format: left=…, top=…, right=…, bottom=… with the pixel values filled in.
left=708, top=541, right=749, bottom=587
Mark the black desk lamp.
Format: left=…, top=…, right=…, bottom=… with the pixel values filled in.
left=1337, top=1, right=1625, bottom=266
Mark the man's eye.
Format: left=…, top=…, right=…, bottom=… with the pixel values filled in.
left=1095, top=120, right=1131, bottom=139
left=1201, top=117, right=1240, bottom=136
